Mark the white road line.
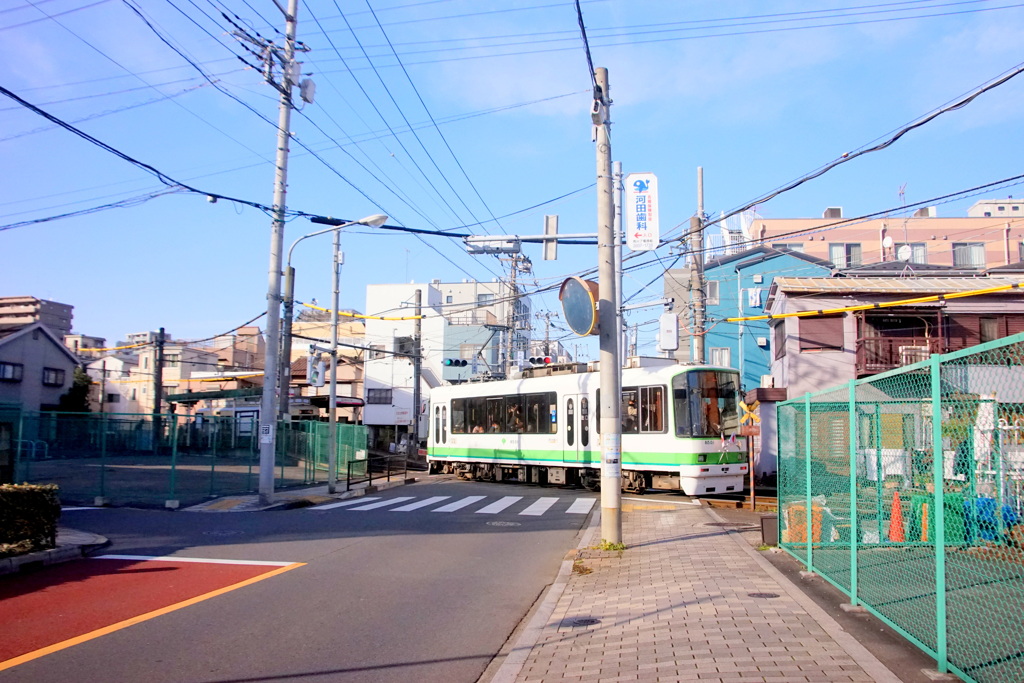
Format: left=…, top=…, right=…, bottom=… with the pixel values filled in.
left=348, top=496, right=415, bottom=511
left=62, top=506, right=101, bottom=511
left=520, top=497, right=559, bottom=516
left=93, top=555, right=296, bottom=567
left=390, top=496, right=450, bottom=512
left=476, top=496, right=522, bottom=514
left=566, top=498, right=596, bottom=514
left=432, top=495, right=486, bottom=512
left=311, top=497, right=380, bottom=510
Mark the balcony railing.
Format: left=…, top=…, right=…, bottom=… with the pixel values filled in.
left=855, top=336, right=943, bottom=376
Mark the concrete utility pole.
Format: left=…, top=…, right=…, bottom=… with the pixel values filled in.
left=327, top=228, right=342, bottom=494
left=153, top=327, right=165, bottom=450
left=258, top=0, right=300, bottom=506
left=690, top=167, right=706, bottom=364
left=594, top=67, right=622, bottom=545
left=279, top=265, right=295, bottom=420
left=613, top=161, right=624, bottom=366
left=505, top=257, right=519, bottom=376
left=410, top=288, right=422, bottom=462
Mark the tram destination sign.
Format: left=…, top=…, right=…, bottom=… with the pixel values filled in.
left=558, top=276, right=600, bottom=336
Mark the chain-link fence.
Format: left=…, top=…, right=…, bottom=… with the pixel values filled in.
left=1, top=410, right=368, bottom=508
left=778, top=332, right=1024, bottom=683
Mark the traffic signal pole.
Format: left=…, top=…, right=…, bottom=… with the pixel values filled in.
left=594, top=68, right=622, bottom=545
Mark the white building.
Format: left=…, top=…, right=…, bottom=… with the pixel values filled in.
left=362, top=279, right=531, bottom=450
left=85, top=354, right=142, bottom=413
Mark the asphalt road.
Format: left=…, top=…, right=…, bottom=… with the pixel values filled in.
left=1, top=476, right=596, bottom=683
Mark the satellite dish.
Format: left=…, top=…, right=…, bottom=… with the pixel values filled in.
left=897, top=245, right=912, bottom=262
left=882, top=236, right=894, bottom=249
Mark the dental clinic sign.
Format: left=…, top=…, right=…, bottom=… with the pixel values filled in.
left=624, top=172, right=659, bottom=251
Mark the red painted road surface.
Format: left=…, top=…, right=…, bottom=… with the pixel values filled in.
left=0, top=556, right=299, bottom=668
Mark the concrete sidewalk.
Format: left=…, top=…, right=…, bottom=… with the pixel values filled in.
left=490, top=499, right=906, bottom=683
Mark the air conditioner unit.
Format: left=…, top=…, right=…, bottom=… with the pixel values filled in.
left=899, top=345, right=930, bottom=365
left=756, top=337, right=768, bottom=347
left=760, top=375, right=774, bottom=388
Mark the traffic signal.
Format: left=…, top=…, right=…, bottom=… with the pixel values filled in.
left=443, top=358, right=468, bottom=367
left=529, top=356, right=552, bottom=365
left=307, top=355, right=326, bottom=387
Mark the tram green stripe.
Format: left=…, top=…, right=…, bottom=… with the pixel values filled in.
left=427, top=447, right=746, bottom=467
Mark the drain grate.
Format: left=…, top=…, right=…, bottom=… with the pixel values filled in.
left=747, top=592, right=780, bottom=599
left=486, top=521, right=521, bottom=527
left=567, top=617, right=601, bottom=626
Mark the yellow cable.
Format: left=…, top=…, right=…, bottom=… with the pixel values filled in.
left=299, top=301, right=424, bottom=320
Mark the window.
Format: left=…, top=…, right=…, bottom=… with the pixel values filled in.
left=772, top=243, right=804, bottom=253
left=672, top=370, right=740, bottom=438
left=366, top=388, right=392, bottom=404
left=619, top=385, right=666, bottom=434
left=0, top=362, right=23, bottom=382
left=446, top=295, right=453, bottom=303
left=580, top=397, right=590, bottom=447
left=829, top=243, right=862, bottom=268
left=368, top=344, right=386, bottom=360
left=164, top=354, right=180, bottom=368
left=894, top=243, right=927, bottom=264
left=459, top=343, right=482, bottom=361
left=773, top=322, right=786, bottom=360
left=130, top=388, right=137, bottom=400
left=451, top=392, right=557, bottom=434
left=798, top=316, right=844, bottom=352
left=709, top=347, right=731, bottom=367
left=980, top=317, right=1001, bottom=343
left=952, top=242, right=985, bottom=268
left=143, top=356, right=149, bottom=369
left=106, top=393, right=120, bottom=403
left=42, top=367, right=65, bottom=387
left=705, top=281, right=719, bottom=305
left=394, top=336, right=415, bottom=356
left=476, top=293, right=495, bottom=304
left=434, top=406, right=441, bottom=444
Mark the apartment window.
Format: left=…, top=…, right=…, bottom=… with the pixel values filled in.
left=476, top=293, right=495, bottom=304
left=1019, top=242, right=1024, bottom=263
left=106, top=394, right=120, bottom=404
left=130, top=388, right=137, bottom=400
left=894, top=243, right=927, bottom=264
left=980, top=317, right=1001, bottom=344
left=42, top=367, right=65, bottom=386
left=829, top=243, right=862, bottom=268
left=368, top=344, right=386, bottom=360
left=164, top=354, right=180, bottom=368
left=709, top=347, right=731, bottom=367
left=999, top=206, right=1006, bottom=212
left=366, top=388, right=392, bottom=404
left=773, top=322, right=786, bottom=360
left=705, top=280, right=720, bottom=305
left=798, top=316, right=844, bottom=352
left=771, top=243, right=804, bottom=253
left=952, top=242, right=985, bottom=268
left=445, top=295, right=453, bottom=303
left=0, top=362, right=24, bottom=382
left=143, top=356, right=149, bottom=369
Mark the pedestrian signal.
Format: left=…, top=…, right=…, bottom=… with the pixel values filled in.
left=443, top=358, right=468, bottom=367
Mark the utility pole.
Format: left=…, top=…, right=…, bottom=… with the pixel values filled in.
left=257, top=0, right=300, bottom=506
left=594, top=67, right=622, bottom=545
left=613, top=161, right=624, bottom=367
left=690, top=167, right=706, bottom=364
left=153, top=327, right=165, bottom=451
left=279, top=265, right=295, bottom=420
left=327, top=228, right=342, bottom=494
left=535, top=311, right=556, bottom=355
left=410, top=288, right=422, bottom=462
left=506, top=257, right=518, bottom=376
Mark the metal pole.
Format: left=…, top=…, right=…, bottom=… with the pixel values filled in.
left=595, top=67, right=622, bottom=545
left=613, top=160, right=624, bottom=366
left=154, top=328, right=165, bottom=452
left=328, top=228, right=341, bottom=494
left=691, top=168, right=706, bottom=364
left=411, top=288, right=422, bottom=463
left=258, top=0, right=299, bottom=506
left=280, top=265, right=295, bottom=421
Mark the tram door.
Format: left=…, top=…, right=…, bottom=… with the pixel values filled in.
left=564, top=394, right=590, bottom=463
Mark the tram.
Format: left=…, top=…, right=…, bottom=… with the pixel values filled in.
left=427, top=359, right=747, bottom=495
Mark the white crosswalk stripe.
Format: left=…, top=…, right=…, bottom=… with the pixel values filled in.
left=311, top=497, right=381, bottom=510
left=348, top=496, right=415, bottom=511
left=390, top=496, right=450, bottom=512
left=520, top=497, right=559, bottom=516
left=475, top=496, right=522, bottom=514
left=432, top=495, right=486, bottom=512
left=566, top=498, right=596, bottom=514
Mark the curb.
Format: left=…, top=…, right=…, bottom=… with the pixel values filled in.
left=0, top=528, right=109, bottom=577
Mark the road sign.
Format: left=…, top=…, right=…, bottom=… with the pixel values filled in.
left=625, top=172, right=659, bottom=251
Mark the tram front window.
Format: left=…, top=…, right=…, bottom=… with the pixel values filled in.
left=672, top=371, right=740, bottom=438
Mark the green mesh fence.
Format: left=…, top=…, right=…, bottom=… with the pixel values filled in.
left=9, top=412, right=368, bottom=508
left=778, top=332, right=1024, bottom=682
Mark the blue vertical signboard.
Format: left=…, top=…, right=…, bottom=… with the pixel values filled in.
left=625, top=172, right=659, bottom=251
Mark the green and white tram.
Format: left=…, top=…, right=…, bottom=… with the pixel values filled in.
left=427, top=359, right=747, bottom=495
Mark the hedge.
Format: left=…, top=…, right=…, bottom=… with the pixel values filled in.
left=0, top=484, right=61, bottom=557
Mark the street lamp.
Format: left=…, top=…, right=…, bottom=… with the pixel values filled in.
left=282, top=213, right=387, bottom=494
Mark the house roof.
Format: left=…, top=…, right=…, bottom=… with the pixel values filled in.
left=837, top=261, right=983, bottom=277
left=0, top=322, right=81, bottom=365
left=704, top=246, right=833, bottom=272
left=771, top=276, right=1024, bottom=296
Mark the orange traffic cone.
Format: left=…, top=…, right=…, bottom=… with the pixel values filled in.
left=889, top=491, right=906, bottom=543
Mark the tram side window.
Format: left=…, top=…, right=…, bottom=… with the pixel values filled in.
left=580, top=397, right=590, bottom=446
left=596, top=386, right=666, bottom=434
left=469, top=397, right=487, bottom=433
left=434, top=406, right=441, bottom=443
left=485, top=397, right=504, bottom=433
left=451, top=398, right=467, bottom=434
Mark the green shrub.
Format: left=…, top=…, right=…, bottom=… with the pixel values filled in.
left=0, top=484, right=61, bottom=554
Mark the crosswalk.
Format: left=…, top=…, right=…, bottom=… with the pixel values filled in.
left=309, top=494, right=596, bottom=517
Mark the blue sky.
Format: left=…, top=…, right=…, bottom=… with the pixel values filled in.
left=2, top=0, right=1023, bottom=357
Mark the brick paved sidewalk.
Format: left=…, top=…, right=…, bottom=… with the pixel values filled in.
left=493, top=500, right=901, bottom=683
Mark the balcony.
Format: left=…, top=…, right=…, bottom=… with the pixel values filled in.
left=855, top=336, right=943, bottom=377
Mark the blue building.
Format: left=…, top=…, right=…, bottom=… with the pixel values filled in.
left=666, top=247, right=832, bottom=392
